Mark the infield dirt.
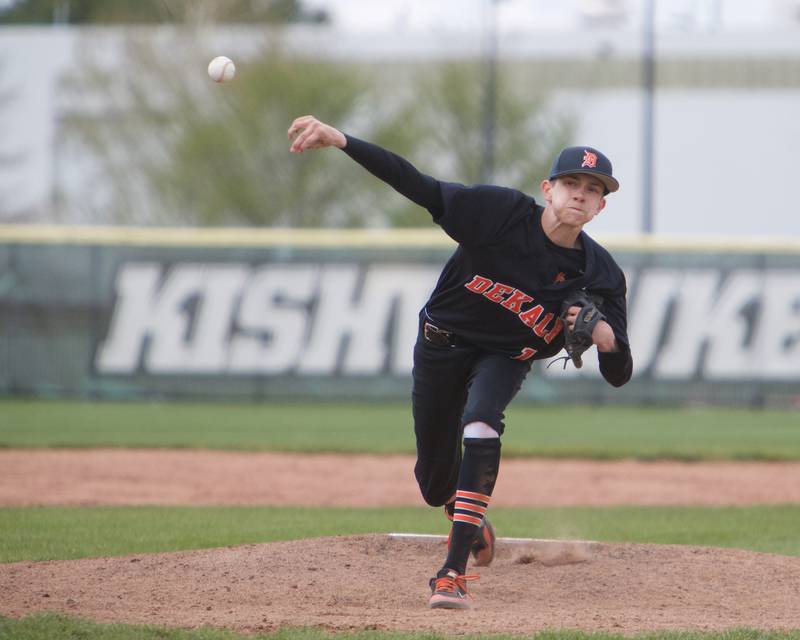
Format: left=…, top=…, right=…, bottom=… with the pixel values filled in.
left=2, top=450, right=800, bottom=635
left=4, top=449, right=800, bottom=506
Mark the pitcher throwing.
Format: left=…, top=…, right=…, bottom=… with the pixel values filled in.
left=288, top=115, right=633, bottom=610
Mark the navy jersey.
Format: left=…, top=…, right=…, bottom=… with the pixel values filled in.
left=343, top=135, right=632, bottom=386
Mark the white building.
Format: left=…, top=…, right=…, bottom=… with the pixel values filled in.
left=1, top=5, right=800, bottom=237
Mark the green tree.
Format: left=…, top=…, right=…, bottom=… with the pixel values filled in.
left=58, top=33, right=574, bottom=228
left=395, top=61, right=574, bottom=226
left=0, top=0, right=328, bottom=24
left=57, top=33, right=422, bottom=227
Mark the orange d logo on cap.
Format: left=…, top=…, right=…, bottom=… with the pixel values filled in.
left=581, top=150, right=598, bottom=169
left=549, top=145, right=619, bottom=193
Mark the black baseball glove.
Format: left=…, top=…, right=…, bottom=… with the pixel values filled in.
left=558, top=291, right=606, bottom=369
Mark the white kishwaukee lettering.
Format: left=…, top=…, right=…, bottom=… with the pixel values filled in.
left=555, top=267, right=800, bottom=382
left=90, top=262, right=800, bottom=383
left=384, top=265, right=441, bottom=374
left=297, top=265, right=369, bottom=374
left=463, top=274, right=561, bottom=343
left=298, top=265, right=389, bottom=375
left=147, top=265, right=249, bottom=373
left=658, top=269, right=757, bottom=379
left=655, top=269, right=725, bottom=378
left=95, top=263, right=163, bottom=372
left=298, top=265, right=436, bottom=375
left=96, top=263, right=248, bottom=373
left=97, top=262, right=438, bottom=376
left=625, top=268, right=678, bottom=376
left=697, top=269, right=788, bottom=379
left=228, top=265, right=318, bottom=374
left=756, top=272, right=800, bottom=378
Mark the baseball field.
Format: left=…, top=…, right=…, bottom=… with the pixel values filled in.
left=1, top=400, right=800, bottom=639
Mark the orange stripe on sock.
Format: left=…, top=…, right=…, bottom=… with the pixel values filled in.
left=456, top=489, right=491, bottom=503
left=453, top=513, right=483, bottom=526
left=455, top=501, right=487, bottom=515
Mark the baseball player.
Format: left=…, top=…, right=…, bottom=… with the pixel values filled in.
left=288, top=115, right=633, bottom=610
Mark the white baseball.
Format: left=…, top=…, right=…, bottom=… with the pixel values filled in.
left=207, top=56, right=235, bottom=83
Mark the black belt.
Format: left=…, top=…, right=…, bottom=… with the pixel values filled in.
left=423, top=321, right=458, bottom=347
left=422, top=309, right=471, bottom=347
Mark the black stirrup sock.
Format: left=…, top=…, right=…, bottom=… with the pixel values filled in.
left=442, top=437, right=501, bottom=575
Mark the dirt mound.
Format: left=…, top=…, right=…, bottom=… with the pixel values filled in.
left=2, top=535, right=800, bottom=635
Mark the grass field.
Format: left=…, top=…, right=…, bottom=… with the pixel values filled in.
left=2, top=504, right=800, bottom=563
left=3, top=399, right=800, bottom=639
left=2, top=400, right=798, bottom=460
left=3, top=614, right=799, bottom=640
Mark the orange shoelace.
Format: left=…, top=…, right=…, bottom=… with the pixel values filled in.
left=433, top=573, right=479, bottom=594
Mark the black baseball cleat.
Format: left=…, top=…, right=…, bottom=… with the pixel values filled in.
left=471, top=517, right=496, bottom=567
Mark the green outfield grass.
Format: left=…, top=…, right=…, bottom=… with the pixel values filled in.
left=1, top=400, right=798, bottom=460
left=3, top=614, right=799, bottom=640
left=2, top=504, right=800, bottom=563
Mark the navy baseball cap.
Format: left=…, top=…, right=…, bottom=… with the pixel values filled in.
left=549, top=146, right=619, bottom=194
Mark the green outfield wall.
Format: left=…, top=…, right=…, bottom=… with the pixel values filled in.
left=2, top=226, right=799, bottom=408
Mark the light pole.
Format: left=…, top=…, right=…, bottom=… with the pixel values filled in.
left=480, top=0, right=502, bottom=184
left=641, top=0, right=656, bottom=234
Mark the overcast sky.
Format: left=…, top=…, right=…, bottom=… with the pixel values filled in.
left=307, top=0, right=786, bottom=33
left=0, top=0, right=786, bottom=31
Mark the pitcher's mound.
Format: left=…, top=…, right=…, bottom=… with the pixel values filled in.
left=2, top=534, right=799, bottom=635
